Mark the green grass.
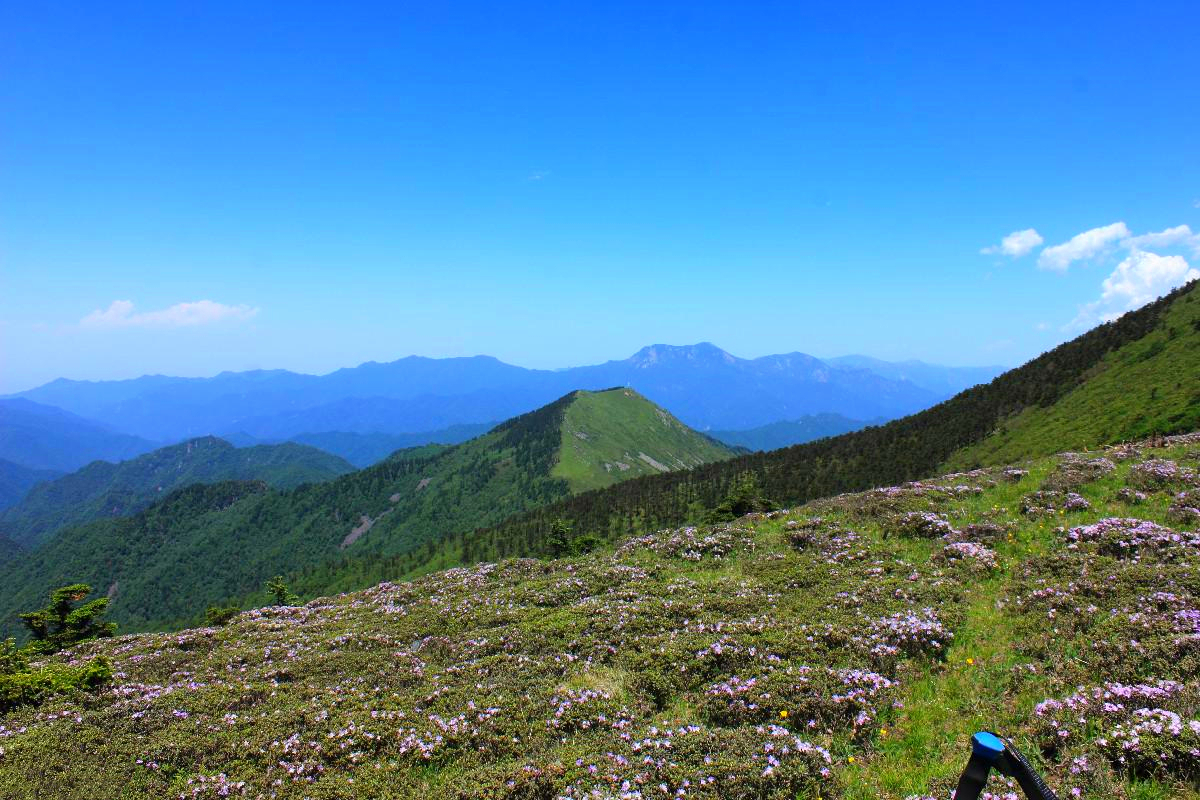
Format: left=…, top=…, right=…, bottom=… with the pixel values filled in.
left=552, top=388, right=735, bottom=492
left=946, top=291, right=1200, bottom=470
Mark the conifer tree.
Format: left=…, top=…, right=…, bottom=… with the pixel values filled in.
left=18, top=584, right=117, bottom=655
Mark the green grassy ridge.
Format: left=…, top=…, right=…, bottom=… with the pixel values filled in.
left=945, top=288, right=1200, bottom=469
left=553, top=388, right=736, bottom=492
left=3, top=434, right=1196, bottom=798
left=0, top=389, right=730, bottom=636
left=444, top=281, right=1200, bottom=567
left=0, top=436, right=356, bottom=549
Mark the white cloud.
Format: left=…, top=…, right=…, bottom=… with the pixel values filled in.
left=1122, top=224, right=1200, bottom=256
left=1070, top=251, right=1199, bottom=328
left=981, top=228, right=1044, bottom=258
left=1038, top=221, right=1130, bottom=271
left=81, top=300, right=259, bottom=329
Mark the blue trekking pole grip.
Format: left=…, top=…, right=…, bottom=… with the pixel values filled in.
left=954, top=731, right=1058, bottom=800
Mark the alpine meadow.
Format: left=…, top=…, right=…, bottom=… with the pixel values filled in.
left=3, top=3, right=1200, bottom=800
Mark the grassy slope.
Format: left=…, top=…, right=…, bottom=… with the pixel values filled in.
left=553, top=388, right=735, bottom=492
left=947, top=288, right=1200, bottom=469
left=0, top=436, right=356, bottom=548
left=3, top=434, right=1196, bottom=798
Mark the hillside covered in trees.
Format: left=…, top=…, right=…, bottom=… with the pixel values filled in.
left=0, top=436, right=355, bottom=548
left=0, top=389, right=732, bottom=635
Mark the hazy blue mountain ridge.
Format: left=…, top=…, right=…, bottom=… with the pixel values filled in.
left=0, top=398, right=158, bottom=471
left=0, top=459, right=62, bottom=511
left=10, top=345, right=978, bottom=443
left=708, top=413, right=883, bottom=451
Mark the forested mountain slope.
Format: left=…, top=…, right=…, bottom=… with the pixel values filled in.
left=0, top=531, right=21, bottom=566
left=944, top=288, right=1200, bottom=468
left=552, top=388, right=734, bottom=491
left=3, top=433, right=1197, bottom=798
left=0, top=389, right=732, bottom=634
left=288, top=425, right=492, bottom=466
left=0, top=436, right=355, bottom=548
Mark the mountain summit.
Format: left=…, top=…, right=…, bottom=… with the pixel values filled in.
left=625, top=342, right=738, bottom=368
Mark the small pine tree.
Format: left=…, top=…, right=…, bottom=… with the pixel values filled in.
left=0, top=638, right=28, bottom=675
left=266, top=576, right=298, bottom=606
left=18, top=584, right=117, bottom=655
left=547, top=518, right=573, bottom=558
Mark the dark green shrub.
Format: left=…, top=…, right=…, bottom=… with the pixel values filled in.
left=0, top=657, right=113, bottom=712
left=204, top=605, right=241, bottom=626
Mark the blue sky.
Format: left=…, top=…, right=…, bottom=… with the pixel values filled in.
left=2, top=1, right=1199, bottom=393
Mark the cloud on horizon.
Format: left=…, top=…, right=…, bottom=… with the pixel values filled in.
left=81, top=300, right=259, bottom=329
left=1038, top=221, right=1130, bottom=271
left=1070, top=250, right=1199, bottom=329
left=981, top=228, right=1043, bottom=258
left=1123, top=224, right=1200, bottom=256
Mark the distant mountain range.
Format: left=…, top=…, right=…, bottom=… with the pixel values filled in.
left=7, top=345, right=1004, bottom=446
left=227, top=426, right=495, bottom=468
left=708, top=413, right=884, bottom=451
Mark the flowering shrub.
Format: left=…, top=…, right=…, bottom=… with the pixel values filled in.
left=1116, top=487, right=1147, bottom=505
left=1020, top=490, right=1090, bottom=516
left=1129, top=459, right=1197, bottom=490
left=699, top=666, right=895, bottom=736
left=935, top=542, right=999, bottom=572
left=1166, top=489, right=1200, bottom=525
left=1042, top=455, right=1116, bottom=491
left=890, top=512, right=956, bottom=539
left=947, top=522, right=1009, bottom=545
left=1065, top=517, right=1200, bottom=561
left=1034, top=681, right=1200, bottom=779
left=616, top=524, right=754, bottom=561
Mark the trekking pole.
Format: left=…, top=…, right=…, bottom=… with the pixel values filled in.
left=954, top=731, right=1058, bottom=800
